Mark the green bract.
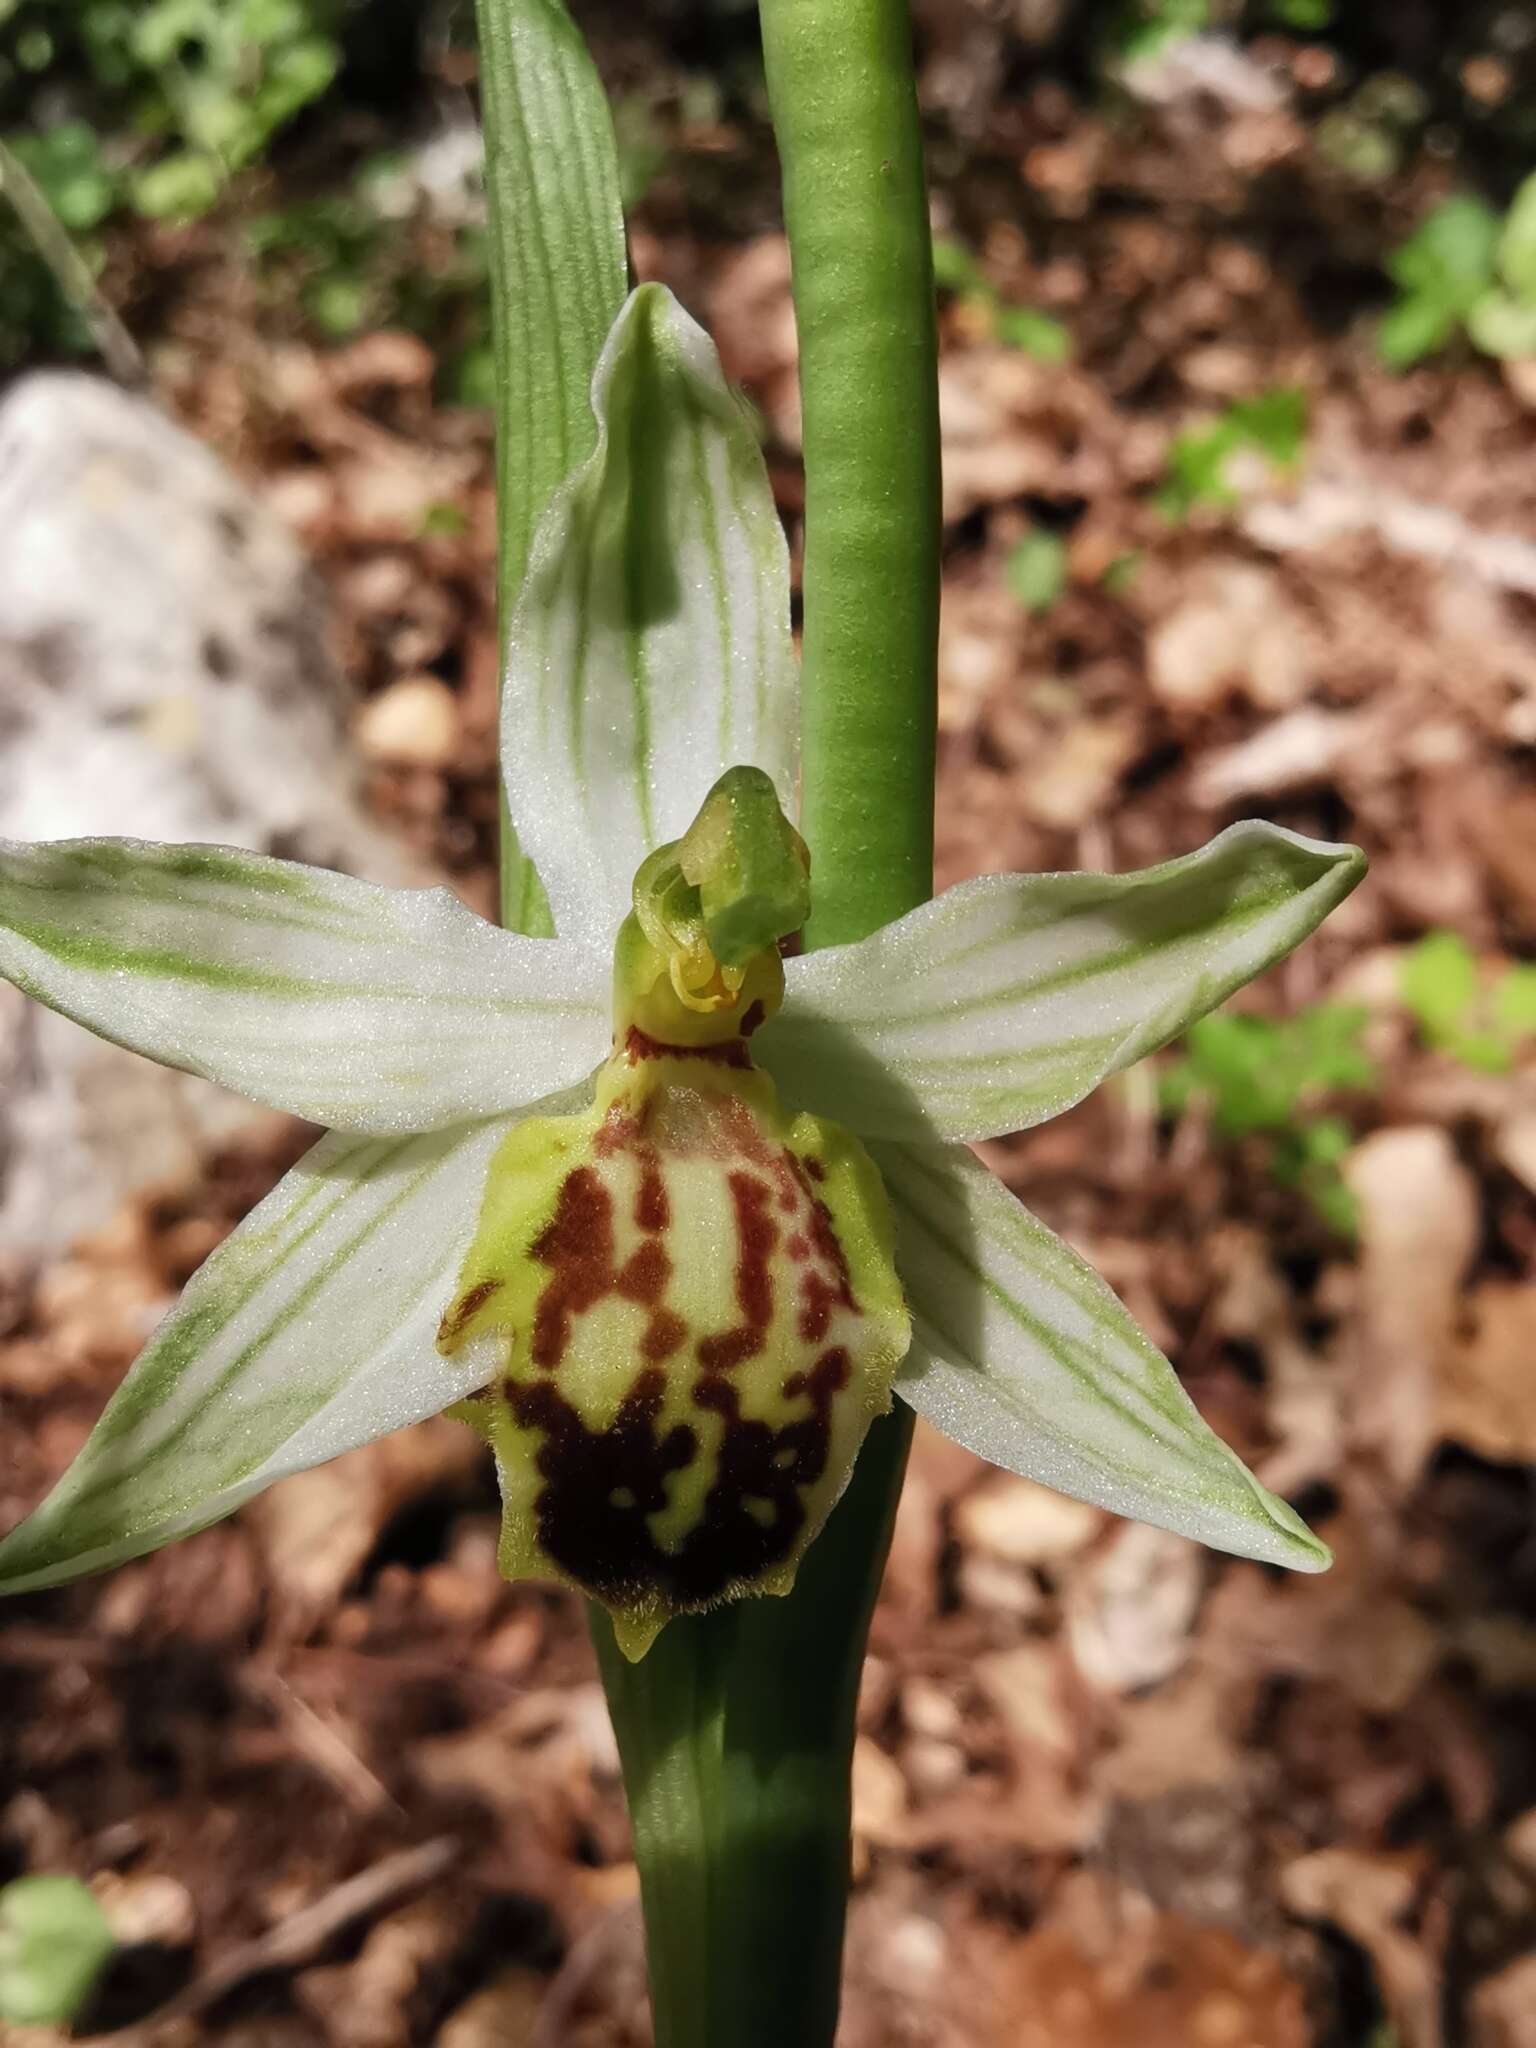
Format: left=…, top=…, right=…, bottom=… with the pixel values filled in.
left=0, top=282, right=1363, bottom=1646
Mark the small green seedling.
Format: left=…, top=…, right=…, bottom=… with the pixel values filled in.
left=1380, top=175, right=1536, bottom=368
left=1156, top=388, right=1307, bottom=520
left=1399, top=931, right=1536, bottom=1073
left=0, top=1875, right=115, bottom=2027
left=931, top=236, right=1072, bottom=364
left=1005, top=530, right=1068, bottom=613
left=1161, top=1005, right=1376, bottom=1235
left=1109, top=0, right=1211, bottom=66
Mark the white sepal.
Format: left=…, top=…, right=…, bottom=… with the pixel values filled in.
left=0, top=837, right=608, bottom=1132
left=881, top=1140, right=1329, bottom=1574
left=768, top=822, right=1364, bottom=1142
left=0, top=1114, right=522, bottom=1592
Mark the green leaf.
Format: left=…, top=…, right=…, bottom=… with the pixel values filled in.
left=1496, top=169, right=1536, bottom=304
left=1229, top=386, right=1307, bottom=469
left=0, top=1115, right=521, bottom=1594
left=501, top=284, right=799, bottom=953
left=1399, top=929, right=1480, bottom=1044
left=480, top=0, right=630, bottom=938
left=930, top=235, right=983, bottom=293
left=130, top=149, right=224, bottom=222
left=1377, top=292, right=1459, bottom=369
left=993, top=304, right=1072, bottom=363
left=0, top=838, right=607, bottom=1133
left=766, top=822, right=1366, bottom=1143
left=1388, top=196, right=1502, bottom=303
left=1004, top=530, right=1068, bottom=613
left=478, top=0, right=628, bottom=610
left=1162, top=1004, right=1374, bottom=1138
left=882, top=1142, right=1329, bottom=1572
left=1467, top=288, right=1536, bottom=361
left=1494, top=962, right=1536, bottom=1038
left=0, top=1877, right=115, bottom=2027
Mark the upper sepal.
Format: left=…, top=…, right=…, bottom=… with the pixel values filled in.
left=500, top=284, right=800, bottom=951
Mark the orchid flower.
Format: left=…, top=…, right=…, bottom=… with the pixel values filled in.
left=0, top=285, right=1362, bottom=1657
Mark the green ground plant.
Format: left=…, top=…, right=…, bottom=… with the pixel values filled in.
left=931, top=234, right=1072, bottom=363
left=1161, top=1005, right=1376, bottom=1235
left=1399, top=930, right=1536, bottom=1072
left=1156, top=386, right=1308, bottom=519
left=0, top=1876, right=115, bottom=2028
left=1379, top=173, right=1536, bottom=368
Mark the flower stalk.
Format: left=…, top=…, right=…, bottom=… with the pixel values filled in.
left=593, top=2, right=941, bottom=2040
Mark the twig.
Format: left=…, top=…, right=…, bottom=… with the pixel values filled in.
left=244, top=1663, right=403, bottom=1818
left=0, top=136, right=146, bottom=388
left=108, top=1836, right=458, bottom=2035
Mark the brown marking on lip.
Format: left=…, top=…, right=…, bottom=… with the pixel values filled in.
left=511, top=1339, right=856, bottom=1611
left=797, top=1270, right=840, bottom=1344
left=438, top=1277, right=501, bottom=1345
left=618, top=1238, right=669, bottom=1305
left=740, top=999, right=766, bottom=1037
left=635, top=1159, right=670, bottom=1232
left=803, top=1156, right=826, bottom=1182
left=529, top=1167, right=616, bottom=1369
left=625, top=1026, right=751, bottom=1069
left=696, top=1171, right=776, bottom=1373
left=642, top=1309, right=687, bottom=1361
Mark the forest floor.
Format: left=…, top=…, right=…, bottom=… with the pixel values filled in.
left=4, top=23, right=1536, bottom=2048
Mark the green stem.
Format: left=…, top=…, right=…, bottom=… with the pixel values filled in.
left=596, top=4, right=939, bottom=2042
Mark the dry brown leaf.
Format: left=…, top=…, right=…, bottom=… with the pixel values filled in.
left=1344, top=1126, right=1480, bottom=1488
left=1282, top=1847, right=1440, bottom=2048
left=1442, top=1283, right=1536, bottom=1464
left=1066, top=1524, right=1202, bottom=1695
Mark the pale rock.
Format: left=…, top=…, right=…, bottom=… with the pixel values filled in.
left=1066, top=1523, right=1202, bottom=1694
left=0, top=373, right=419, bottom=1265
left=902, top=1735, right=967, bottom=1799
left=955, top=1473, right=1101, bottom=1567
left=356, top=674, right=461, bottom=768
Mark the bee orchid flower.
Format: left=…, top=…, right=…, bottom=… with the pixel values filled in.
left=0, top=286, right=1363, bottom=1654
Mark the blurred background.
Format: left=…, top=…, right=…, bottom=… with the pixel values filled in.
left=2, top=2, right=1535, bottom=2042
